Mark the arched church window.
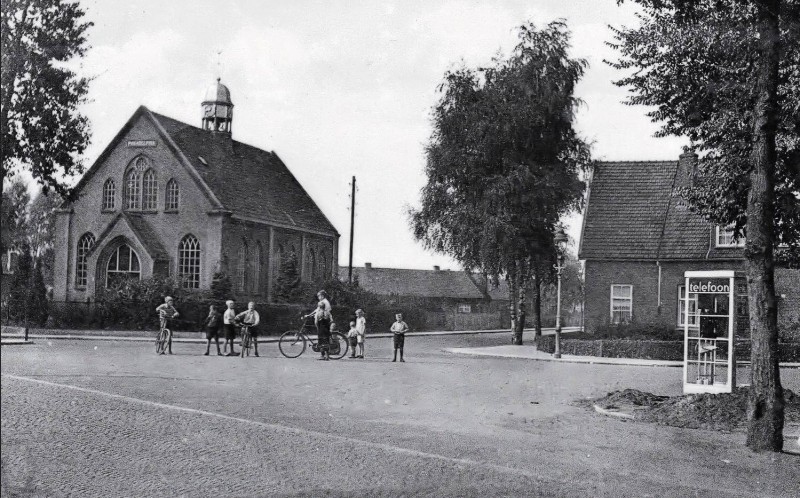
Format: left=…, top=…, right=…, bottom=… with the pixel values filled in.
left=106, top=244, right=141, bottom=289
left=75, top=233, right=95, bottom=288
left=253, top=242, right=262, bottom=293
left=125, top=169, right=141, bottom=210
left=165, top=179, right=179, bottom=211
left=308, top=248, right=317, bottom=280
left=179, top=235, right=201, bottom=289
left=102, top=179, right=116, bottom=210
left=142, top=169, right=157, bottom=210
left=237, top=241, right=248, bottom=292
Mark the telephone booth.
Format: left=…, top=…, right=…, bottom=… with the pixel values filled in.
left=683, top=270, right=745, bottom=394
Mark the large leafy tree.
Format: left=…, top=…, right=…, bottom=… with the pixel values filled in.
left=608, top=0, right=797, bottom=452
left=411, top=20, right=590, bottom=345
left=1, top=0, right=93, bottom=198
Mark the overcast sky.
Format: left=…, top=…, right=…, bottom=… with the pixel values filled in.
left=67, top=0, right=686, bottom=270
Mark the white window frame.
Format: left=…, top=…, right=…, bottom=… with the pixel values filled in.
left=677, top=285, right=699, bottom=328
left=610, top=285, right=633, bottom=324
left=716, top=226, right=745, bottom=247
left=457, top=304, right=472, bottom=314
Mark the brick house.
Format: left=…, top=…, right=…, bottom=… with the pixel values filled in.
left=53, top=80, right=339, bottom=303
left=578, top=153, right=799, bottom=340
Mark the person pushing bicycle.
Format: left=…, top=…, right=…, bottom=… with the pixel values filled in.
left=155, top=296, right=179, bottom=355
left=235, top=301, right=261, bottom=357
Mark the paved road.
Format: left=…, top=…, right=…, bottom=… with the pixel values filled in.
left=2, top=333, right=798, bottom=497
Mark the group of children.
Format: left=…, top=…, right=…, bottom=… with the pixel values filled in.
left=157, top=294, right=411, bottom=361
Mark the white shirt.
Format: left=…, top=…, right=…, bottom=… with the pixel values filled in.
left=223, top=308, right=236, bottom=325
left=356, top=316, right=366, bottom=336
left=236, top=309, right=260, bottom=327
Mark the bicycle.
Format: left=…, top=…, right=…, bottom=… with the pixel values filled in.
left=239, top=324, right=253, bottom=357
left=155, top=324, right=171, bottom=355
left=278, top=315, right=348, bottom=359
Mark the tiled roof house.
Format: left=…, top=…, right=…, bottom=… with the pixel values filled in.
left=53, top=80, right=339, bottom=303
left=579, top=153, right=799, bottom=339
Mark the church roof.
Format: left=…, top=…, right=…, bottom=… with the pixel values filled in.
left=87, top=212, right=170, bottom=261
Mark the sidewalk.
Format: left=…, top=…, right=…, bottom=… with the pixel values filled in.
left=0, top=325, right=582, bottom=344
left=445, top=344, right=800, bottom=368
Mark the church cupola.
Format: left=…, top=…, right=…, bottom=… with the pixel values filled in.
left=201, top=78, right=234, bottom=133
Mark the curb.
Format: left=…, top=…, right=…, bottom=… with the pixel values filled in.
left=0, top=340, right=35, bottom=346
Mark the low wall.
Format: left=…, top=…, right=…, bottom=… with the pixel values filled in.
left=534, top=336, right=800, bottom=363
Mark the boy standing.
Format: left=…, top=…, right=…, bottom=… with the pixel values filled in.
left=347, top=320, right=358, bottom=358
left=355, top=309, right=366, bottom=359
left=235, top=301, right=261, bottom=357
left=203, top=305, right=223, bottom=356
left=155, top=296, right=179, bottom=355
left=390, top=313, right=409, bottom=363
left=223, top=300, right=238, bottom=356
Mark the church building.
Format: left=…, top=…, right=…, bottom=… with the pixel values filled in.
left=53, top=80, right=339, bottom=303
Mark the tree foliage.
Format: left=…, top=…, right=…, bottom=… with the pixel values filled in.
left=410, top=20, right=590, bottom=343
left=5, top=242, right=47, bottom=325
left=607, top=0, right=800, bottom=256
left=1, top=177, right=29, bottom=253
left=1, top=0, right=93, bottom=197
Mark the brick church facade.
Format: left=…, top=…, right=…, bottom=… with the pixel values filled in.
left=579, top=153, right=799, bottom=340
left=53, top=80, right=339, bottom=303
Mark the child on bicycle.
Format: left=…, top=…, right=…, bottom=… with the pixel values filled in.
left=347, top=320, right=358, bottom=358
left=235, top=301, right=261, bottom=357
left=390, top=313, right=409, bottom=363
left=155, top=296, right=179, bottom=355
left=355, top=309, right=366, bottom=359
left=223, top=300, right=238, bottom=356
left=203, top=304, right=223, bottom=356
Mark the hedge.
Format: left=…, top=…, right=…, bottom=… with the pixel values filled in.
left=534, top=336, right=800, bottom=363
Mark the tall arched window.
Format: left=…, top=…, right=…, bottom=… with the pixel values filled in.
left=179, top=235, right=201, bottom=289
left=106, top=244, right=140, bottom=289
left=308, top=248, right=317, bottom=280
left=237, top=241, right=248, bottom=292
left=253, top=242, right=262, bottom=293
left=165, top=179, right=179, bottom=211
left=75, top=233, right=96, bottom=288
left=142, top=169, right=157, bottom=210
left=125, top=169, right=141, bottom=210
left=102, top=179, right=116, bottom=210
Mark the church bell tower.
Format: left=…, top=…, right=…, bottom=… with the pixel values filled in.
left=201, top=78, right=234, bottom=133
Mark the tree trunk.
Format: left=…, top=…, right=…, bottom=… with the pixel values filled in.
left=532, top=267, right=542, bottom=338
left=508, top=271, right=518, bottom=344
left=511, top=259, right=525, bottom=345
left=746, top=0, right=784, bottom=453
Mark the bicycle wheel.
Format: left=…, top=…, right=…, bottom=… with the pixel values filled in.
left=328, top=332, right=348, bottom=360
left=278, top=331, right=306, bottom=358
left=241, top=328, right=252, bottom=358
left=155, top=329, right=169, bottom=355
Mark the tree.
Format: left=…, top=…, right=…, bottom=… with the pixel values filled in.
left=273, top=252, right=303, bottom=304
left=1, top=0, right=93, bottom=198
left=410, top=20, right=589, bottom=345
left=5, top=242, right=46, bottom=326
left=210, top=271, right=233, bottom=302
left=1, top=177, right=29, bottom=255
left=608, top=0, right=798, bottom=452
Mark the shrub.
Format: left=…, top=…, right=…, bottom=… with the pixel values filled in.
left=588, top=320, right=680, bottom=341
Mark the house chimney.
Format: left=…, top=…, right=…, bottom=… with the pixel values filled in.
left=433, top=265, right=440, bottom=271
left=678, top=150, right=698, bottom=188
left=364, top=262, right=372, bottom=269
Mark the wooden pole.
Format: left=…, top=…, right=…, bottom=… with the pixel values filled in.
left=348, top=176, right=356, bottom=284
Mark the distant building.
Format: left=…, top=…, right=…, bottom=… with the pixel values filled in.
left=53, top=80, right=339, bottom=303
left=579, top=153, right=799, bottom=339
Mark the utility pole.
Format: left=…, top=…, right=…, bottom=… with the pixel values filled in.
left=348, top=176, right=356, bottom=284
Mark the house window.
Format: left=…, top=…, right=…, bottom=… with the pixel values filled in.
left=179, top=235, right=200, bottom=289
left=75, top=233, right=95, bottom=288
left=610, top=285, right=633, bottom=324
left=716, top=225, right=745, bottom=247
left=165, top=179, right=179, bottom=211
left=102, top=179, right=116, bottom=210
left=125, top=169, right=141, bottom=210
left=237, top=242, right=248, bottom=292
left=106, top=244, right=141, bottom=289
left=457, top=304, right=472, bottom=314
left=142, top=169, right=157, bottom=210
left=678, top=285, right=699, bottom=328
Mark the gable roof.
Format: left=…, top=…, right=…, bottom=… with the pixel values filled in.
left=579, top=161, right=743, bottom=261
left=86, top=212, right=170, bottom=261
left=338, top=266, right=485, bottom=299
left=67, top=106, right=338, bottom=237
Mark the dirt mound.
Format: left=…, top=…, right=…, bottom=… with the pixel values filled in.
left=594, top=388, right=800, bottom=432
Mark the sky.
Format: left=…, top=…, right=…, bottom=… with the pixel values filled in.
left=57, top=0, right=687, bottom=270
